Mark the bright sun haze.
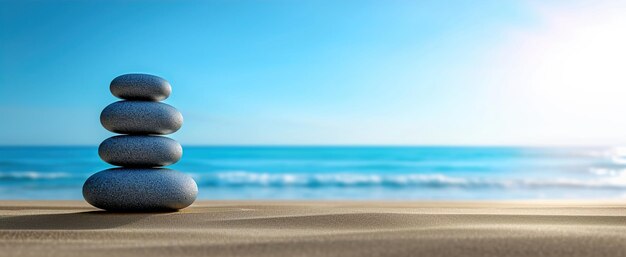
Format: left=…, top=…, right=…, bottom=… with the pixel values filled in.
left=1, top=0, right=625, bottom=146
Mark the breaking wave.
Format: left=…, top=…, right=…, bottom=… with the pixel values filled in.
left=0, top=171, right=72, bottom=181
left=194, top=171, right=626, bottom=189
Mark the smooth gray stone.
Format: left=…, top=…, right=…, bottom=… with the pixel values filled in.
left=99, top=135, right=182, bottom=167
left=110, top=74, right=172, bottom=101
left=101, top=101, right=183, bottom=135
left=83, top=168, right=198, bottom=211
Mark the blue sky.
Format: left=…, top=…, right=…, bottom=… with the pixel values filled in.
left=1, top=0, right=625, bottom=145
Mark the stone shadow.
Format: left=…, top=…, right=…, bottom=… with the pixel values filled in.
left=0, top=211, right=168, bottom=230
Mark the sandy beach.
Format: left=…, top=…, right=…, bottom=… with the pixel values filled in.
left=1, top=201, right=626, bottom=257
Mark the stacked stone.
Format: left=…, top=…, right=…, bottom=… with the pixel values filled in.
left=83, top=74, right=197, bottom=211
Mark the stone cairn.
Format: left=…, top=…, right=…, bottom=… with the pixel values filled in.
left=83, top=74, right=197, bottom=211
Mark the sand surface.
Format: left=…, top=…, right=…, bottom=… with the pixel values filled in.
left=1, top=201, right=626, bottom=257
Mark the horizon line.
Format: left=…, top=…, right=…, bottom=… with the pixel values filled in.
left=0, top=144, right=619, bottom=148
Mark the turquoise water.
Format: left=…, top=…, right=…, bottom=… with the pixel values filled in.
left=1, top=146, right=625, bottom=200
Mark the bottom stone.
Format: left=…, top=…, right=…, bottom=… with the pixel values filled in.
left=83, top=168, right=197, bottom=211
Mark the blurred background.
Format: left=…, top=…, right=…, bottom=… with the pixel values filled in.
left=1, top=0, right=626, bottom=200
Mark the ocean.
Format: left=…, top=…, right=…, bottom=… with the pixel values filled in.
left=1, top=146, right=625, bottom=200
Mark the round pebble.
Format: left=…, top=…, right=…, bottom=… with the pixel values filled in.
left=110, top=74, right=172, bottom=101
left=83, top=168, right=198, bottom=211
left=99, top=135, right=182, bottom=167
left=100, top=101, right=183, bottom=135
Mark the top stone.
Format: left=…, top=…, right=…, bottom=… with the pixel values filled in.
left=110, top=74, right=172, bottom=101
